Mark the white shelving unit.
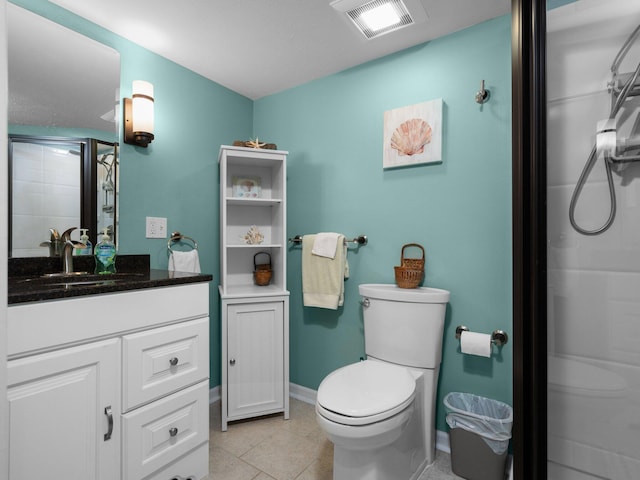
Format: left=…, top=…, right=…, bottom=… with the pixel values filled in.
left=218, top=145, right=290, bottom=431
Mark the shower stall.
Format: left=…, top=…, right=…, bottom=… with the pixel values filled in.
left=546, top=0, right=640, bottom=478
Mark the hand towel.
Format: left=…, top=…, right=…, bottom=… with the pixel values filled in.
left=312, top=232, right=340, bottom=259
left=303, top=234, right=347, bottom=309
left=169, top=250, right=201, bottom=273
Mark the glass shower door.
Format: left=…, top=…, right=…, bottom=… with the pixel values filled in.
left=546, top=0, right=640, bottom=478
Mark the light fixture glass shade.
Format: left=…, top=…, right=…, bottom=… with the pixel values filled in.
left=131, top=80, right=154, bottom=136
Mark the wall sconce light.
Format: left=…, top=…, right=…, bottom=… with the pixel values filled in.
left=123, top=80, right=155, bottom=147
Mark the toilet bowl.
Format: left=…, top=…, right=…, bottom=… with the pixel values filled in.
left=316, top=359, right=418, bottom=450
left=316, top=284, right=450, bottom=480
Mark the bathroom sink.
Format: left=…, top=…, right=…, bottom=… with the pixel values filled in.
left=14, top=272, right=145, bottom=286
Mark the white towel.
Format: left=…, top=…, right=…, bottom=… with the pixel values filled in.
left=312, top=232, right=340, bottom=259
left=302, top=234, right=348, bottom=309
left=169, top=250, right=201, bottom=273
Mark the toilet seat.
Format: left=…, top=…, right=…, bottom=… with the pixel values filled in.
left=317, top=360, right=416, bottom=426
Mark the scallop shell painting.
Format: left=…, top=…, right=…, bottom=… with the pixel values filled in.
left=383, top=99, right=443, bottom=169
left=390, top=118, right=432, bottom=156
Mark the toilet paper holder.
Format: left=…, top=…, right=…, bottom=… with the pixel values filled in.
left=455, top=325, right=509, bottom=347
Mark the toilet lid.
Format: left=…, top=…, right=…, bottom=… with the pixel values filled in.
left=317, top=360, right=416, bottom=418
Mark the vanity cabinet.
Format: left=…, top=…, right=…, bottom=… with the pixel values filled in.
left=7, top=338, right=120, bottom=480
left=218, top=145, right=289, bottom=431
left=7, top=283, right=210, bottom=480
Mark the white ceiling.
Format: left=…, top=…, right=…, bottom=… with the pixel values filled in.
left=48, top=0, right=510, bottom=100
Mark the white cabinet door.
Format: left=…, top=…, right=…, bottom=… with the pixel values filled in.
left=227, top=301, right=284, bottom=419
left=7, top=338, right=120, bottom=480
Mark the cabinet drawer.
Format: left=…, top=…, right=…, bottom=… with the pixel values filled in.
left=143, top=442, right=209, bottom=480
left=123, top=317, right=209, bottom=411
left=122, top=380, right=209, bottom=480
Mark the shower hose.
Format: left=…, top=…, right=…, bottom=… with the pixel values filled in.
left=569, top=25, right=640, bottom=235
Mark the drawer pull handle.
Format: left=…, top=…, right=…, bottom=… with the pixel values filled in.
left=229, top=358, right=236, bottom=366
left=169, top=427, right=179, bottom=437
left=169, top=357, right=179, bottom=366
left=104, top=406, right=113, bottom=441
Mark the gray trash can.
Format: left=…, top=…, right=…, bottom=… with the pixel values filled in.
left=444, top=392, right=513, bottom=480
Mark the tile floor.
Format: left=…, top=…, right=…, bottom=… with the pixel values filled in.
left=207, top=397, right=463, bottom=480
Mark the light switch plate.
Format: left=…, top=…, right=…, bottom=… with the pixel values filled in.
left=146, top=216, right=167, bottom=238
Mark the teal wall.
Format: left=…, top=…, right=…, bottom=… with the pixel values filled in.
left=254, top=16, right=513, bottom=431
left=11, top=1, right=513, bottom=433
left=11, top=0, right=254, bottom=388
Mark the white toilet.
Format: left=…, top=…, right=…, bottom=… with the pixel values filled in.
left=316, top=283, right=450, bottom=480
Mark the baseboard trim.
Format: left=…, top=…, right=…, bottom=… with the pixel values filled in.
left=289, top=382, right=317, bottom=404
left=209, top=384, right=221, bottom=404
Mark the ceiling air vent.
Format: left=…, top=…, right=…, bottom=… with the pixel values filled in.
left=331, top=0, right=427, bottom=39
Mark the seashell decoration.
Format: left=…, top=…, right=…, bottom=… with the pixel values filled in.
left=242, top=225, right=264, bottom=245
left=390, top=118, right=432, bottom=156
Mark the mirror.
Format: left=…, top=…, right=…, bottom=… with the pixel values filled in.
left=7, top=4, right=121, bottom=257
left=8, top=135, right=118, bottom=257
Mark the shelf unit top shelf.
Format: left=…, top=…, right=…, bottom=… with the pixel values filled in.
left=218, top=145, right=288, bottom=164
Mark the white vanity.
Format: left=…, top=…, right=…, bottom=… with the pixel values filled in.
left=7, top=279, right=211, bottom=480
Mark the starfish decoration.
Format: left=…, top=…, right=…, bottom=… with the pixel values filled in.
left=246, top=137, right=266, bottom=149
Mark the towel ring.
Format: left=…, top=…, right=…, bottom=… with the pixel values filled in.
left=168, top=231, right=198, bottom=252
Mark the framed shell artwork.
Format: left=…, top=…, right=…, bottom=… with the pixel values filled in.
left=383, top=98, right=443, bottom=169
left=232, top=176, right=261, bottom=198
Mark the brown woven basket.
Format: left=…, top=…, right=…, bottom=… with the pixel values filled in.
left=394, top=243, right=425, bottom=289
left=253, top=251, right=272, bottom=286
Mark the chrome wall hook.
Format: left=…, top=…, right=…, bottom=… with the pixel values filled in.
left=475, top=80, right=490, bottom=104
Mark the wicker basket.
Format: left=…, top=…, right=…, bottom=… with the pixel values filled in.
left=253, top=251, right=272, bottom=286
left=394, top=243, right=425, bottom=289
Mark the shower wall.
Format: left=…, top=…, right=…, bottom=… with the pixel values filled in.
left=547, top=1, right=640, bottom=478
left=11, top=142, right=80, bottom=257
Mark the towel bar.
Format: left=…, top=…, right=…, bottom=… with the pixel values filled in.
left=168, top=231, right=198, bottom=252
left=288, top=234, right=368, bottom=245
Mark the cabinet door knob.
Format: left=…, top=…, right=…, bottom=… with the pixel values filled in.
left=169, top=427, right=179, bottom=437
left=229, top=358, right=236, bottom=366
left=169, top=357, right=179, bottom=366
left=104, top=405, right=113, bottom=441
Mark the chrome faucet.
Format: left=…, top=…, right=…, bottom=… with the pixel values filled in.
left=61, top=227, right=86, bottom=275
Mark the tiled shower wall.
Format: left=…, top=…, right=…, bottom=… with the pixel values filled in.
left=546, top=1, right=640, bottom=477
left=11, top=142, right=80, bottom=257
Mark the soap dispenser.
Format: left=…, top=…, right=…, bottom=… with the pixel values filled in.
left=94, top=228, right=117, bottom=274
left=74, top=229, right=93, bottom=256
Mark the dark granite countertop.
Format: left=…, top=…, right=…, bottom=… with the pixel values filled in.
left=8, top=255, right=213, bottom=305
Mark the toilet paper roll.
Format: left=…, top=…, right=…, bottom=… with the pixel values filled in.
left=460, top=331, right=492, bottom=358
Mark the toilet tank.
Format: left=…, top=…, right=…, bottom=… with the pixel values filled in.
left=359, top=284, right=450, bottom=369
